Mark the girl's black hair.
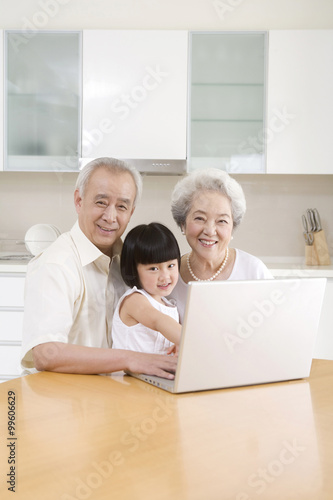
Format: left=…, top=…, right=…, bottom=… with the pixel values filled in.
left=121, top=222, right=181, bottom=288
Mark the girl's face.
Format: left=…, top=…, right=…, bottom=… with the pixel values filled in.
left=137, top=259, right=179, bottom=302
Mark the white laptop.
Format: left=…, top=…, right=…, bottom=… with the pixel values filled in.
left=127, top=278, right=327, bottom=393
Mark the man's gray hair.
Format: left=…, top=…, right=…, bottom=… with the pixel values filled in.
left=75, top=157, right=143, bottom=206
left=171, top=168, right=246, bottom=230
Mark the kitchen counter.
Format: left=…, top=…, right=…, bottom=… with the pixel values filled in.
left=1, top=257, right=333, bottom=277
left=0, top=260, right=29, bottom=273
left=262, top=258, right=333, bottom=278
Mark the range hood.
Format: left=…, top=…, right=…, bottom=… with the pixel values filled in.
left=80, top=158, right=187, bottom=176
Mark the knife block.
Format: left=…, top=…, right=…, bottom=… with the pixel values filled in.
left=313, top=230, right=331, bottom=265
left=305, top=244, right=319, bottom=266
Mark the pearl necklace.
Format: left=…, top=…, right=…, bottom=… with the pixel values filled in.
left=186, top=248, right=229, bottom=282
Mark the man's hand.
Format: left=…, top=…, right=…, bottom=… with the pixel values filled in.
left=125, top=351, right=177, bottom=380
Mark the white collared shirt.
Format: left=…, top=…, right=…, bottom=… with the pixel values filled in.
left=21, top=221, right=127, bottom=374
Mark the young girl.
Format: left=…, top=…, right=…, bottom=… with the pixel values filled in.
left=112, top=222, right=182, bottom=355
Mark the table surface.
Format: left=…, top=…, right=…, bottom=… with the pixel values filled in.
left=1, top=359, right=333, bottom=500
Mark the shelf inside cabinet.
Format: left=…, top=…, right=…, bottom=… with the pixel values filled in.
left=5, top=30, right=81, bottom=172
left=188, top=31, right=267, bottom=173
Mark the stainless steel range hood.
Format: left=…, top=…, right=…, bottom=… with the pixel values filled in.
left=80, top=158, right=187, bottom=175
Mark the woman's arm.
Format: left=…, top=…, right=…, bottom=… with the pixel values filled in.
left=121, top=293, right=182, bottom=345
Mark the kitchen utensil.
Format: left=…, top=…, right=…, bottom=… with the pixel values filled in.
left=302, top=214, right=314, bottom=246
left=24, top=224, right=60, bottom=256
left=310, top=208, right=330, bottom=265
left=303, top=210, right=318, bottom=265
left=306, top=209, right=316, bottom=232
left=312, top=208, right=322, bottom=232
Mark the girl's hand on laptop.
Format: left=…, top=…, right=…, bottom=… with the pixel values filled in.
left=167, top=344, right=179, bottom=356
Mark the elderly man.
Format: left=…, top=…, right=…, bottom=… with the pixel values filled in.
left=21, top=157, right=176, bottom=379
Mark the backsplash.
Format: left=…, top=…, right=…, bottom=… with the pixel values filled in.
left=0, top=172, right=332, bottom=259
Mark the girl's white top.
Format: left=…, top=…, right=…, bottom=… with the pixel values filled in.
left=112, top=286, right=179, bottom=354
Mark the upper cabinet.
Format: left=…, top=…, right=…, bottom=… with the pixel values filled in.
left=188, top=32, right=267, bottom=174
left=0, top=31, right=3, bottom=170
left=267, top=30, right=333, bottom=174
left=82, top=30, right=188, bottom=166
left=1, top=29, right=333, bottom=175
left=4, top=31, right=81, bottom=172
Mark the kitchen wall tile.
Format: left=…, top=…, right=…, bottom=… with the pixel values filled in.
left=0, top=172, right=332, bottom=259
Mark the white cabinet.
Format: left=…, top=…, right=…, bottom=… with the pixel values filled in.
left=267, top=30, right=333, bottom=174
left=0, top=273, right=25, bottom=382
left=2, top=29, right=333, bottom=175
left=82, top=30, right=188, bottom=162
left=0, top=30, right=3, bottom=170
left=313, top=278, right=333, bottom=360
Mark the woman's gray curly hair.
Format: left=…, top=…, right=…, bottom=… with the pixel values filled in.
left=171, top=168, right=246, bottom=230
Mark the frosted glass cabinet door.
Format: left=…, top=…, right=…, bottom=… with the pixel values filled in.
left=82, top=30, right=188, bottom=160
left=189, top=32, right=267, bottom=173
left=5, top=31, right=81, bottom=172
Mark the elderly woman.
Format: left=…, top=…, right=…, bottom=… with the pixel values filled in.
left=169, top=168, right=273, bottom=321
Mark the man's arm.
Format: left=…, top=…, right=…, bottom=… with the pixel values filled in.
left=32, top=342, right=177, bottom=379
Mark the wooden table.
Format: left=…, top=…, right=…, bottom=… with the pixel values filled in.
left=1, top=359, right=333, bottom=500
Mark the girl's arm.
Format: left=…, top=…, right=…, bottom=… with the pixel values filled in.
left=121, top=293, right=181, bottom=345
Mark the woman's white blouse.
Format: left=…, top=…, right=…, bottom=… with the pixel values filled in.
left=169, top=248, right=273, bottom=323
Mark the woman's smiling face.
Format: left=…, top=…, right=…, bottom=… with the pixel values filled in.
left=183, top=190, right=233, bottom=261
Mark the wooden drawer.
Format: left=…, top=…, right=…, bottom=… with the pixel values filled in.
left=0, top=275, right=25, bottom=307
left=0, top=311, right=24, bottom=342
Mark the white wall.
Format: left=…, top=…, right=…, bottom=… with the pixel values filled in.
left=2, top=0, right=333, bottom=30
left=1, top=0, right=333, bottom=259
